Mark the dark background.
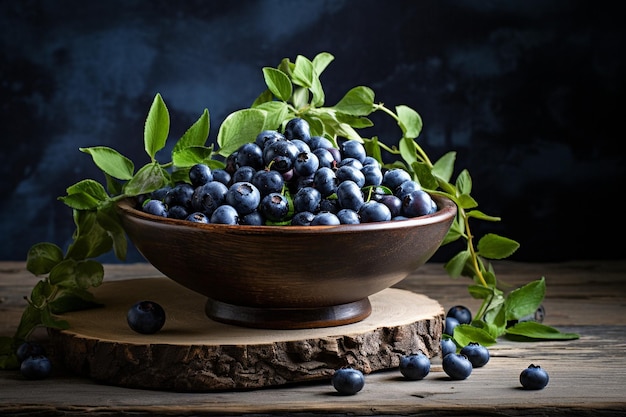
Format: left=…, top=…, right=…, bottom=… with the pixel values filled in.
left=1, top=0, right=624, bottom=263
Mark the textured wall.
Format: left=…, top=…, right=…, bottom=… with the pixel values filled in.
left=1, top=0, right=624, bottom=263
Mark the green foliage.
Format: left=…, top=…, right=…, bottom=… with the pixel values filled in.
left=0, top=52, right=578, bottom=370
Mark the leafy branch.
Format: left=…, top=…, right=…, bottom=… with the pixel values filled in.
left=0, top=52, right=577, bottom=369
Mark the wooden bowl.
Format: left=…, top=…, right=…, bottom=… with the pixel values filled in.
left=117, top=195, right=456, bottom=329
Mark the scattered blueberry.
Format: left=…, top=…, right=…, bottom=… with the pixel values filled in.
left=332, top=367, right=365, bottom=395
left=20, top=355, right=52, bottom=380
left=16, top=341, right=46, bottom=362
left=399, top=352, right=431, bottom=380
left=442, top=353, right=473, bottom=380
left=520, top=364, right=549, bottom=390
left=440, top=337, right=457, bottom=358
left=127, top=300, right=166, bottom=334
left=460, top=342, right=490, bottom=368
left=446, top=305, right=472, bottom=325
left=444, top=316, right=460, bottom=336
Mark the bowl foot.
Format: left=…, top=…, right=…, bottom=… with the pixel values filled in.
left=205, top=297, right=372, bottom=329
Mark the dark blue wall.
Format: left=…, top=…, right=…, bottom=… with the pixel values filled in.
left=1, top=0, right=624, bottom=263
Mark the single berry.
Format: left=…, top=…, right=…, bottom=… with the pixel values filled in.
left=399, top=352, right=431, bottom=380
left=460, top=342, right=490, bottom=368
left=337, top=208, right=361, bottom=224
left=16, top=341, right=46, bottom=362
left=311, top=211, right=340, bottom=225
left=143, top=199, right=167, bottom=217
left=340, top=140, right=367, bottom=163
left=444, top=316, right=460, bottom=336
left=442, top=353, right=473, bottom=380
left=188, top=163, right=213, bottom=187
left=447, top=305, right=472, bottom=325
left=331, top=367, right=365, bottom=395
left=358, top=201, right=392, bottom=223
left=127, top=300, right=166, bottom=334
left=20, top=355, right=52, bottom=380
left=382, top=168, right=412, bottom=190
left=210, top=204, right=239, bottom=224
left=520, top=364, right=549, bottom=390
left=440, top=337, right=457, bottom=358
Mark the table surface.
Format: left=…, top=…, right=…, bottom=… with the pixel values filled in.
left=1, top=260, right=625, bottom=416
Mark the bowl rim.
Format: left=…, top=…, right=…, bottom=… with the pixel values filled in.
left=117, top=193, right=457, bottom=235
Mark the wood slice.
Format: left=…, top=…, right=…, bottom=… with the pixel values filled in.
left=48, top=278, right=444, bottom=392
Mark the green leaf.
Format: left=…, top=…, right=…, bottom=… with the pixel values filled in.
left=292, top=86, right=309, bottom=109
left=477, top=233, right=520, bottom=259
left=455, top=169, right=472, bottom=195
left=26, top=242, right=64, bottom=275
left=217, top=108, right=267, bottom=157
left=412, top=162, right=438, bottom=190
left=452, top=324, right=498, bottom=347
left=396, top=105, right=422, bottom=138
left=251, top=89, right=274, bottom=107
left=65, top=210, right=113, bottom=260
left=49, top=289, right=103, bottom=314
left=505, top=322, right=579, bottom=341
left=172, top=109, right=210, bottom=153
left=59, top=179, right=110, bottom=210
left=456, top=193, right=478, bottom=210
left=40, top=308, right=70, bottom=330
left=432, top=152, right=456, bottom=183
left=14, top=304, right=43, bottom=340
left=466, top=209, right=501, bottom=222
left=123, top=162, right=170, bottom=196
left=505, top=278, right=546, bottom=321
left=444, top=250, right=471, bottom=278
left=97, top=207, right=128, bottom=262
left=312, top=52, right=334, bottom=75
left=253, top=101, right=290, bottom=131
left=467, top=284, right=493, bottom=300
left=144, top=93, right=170, bottom=160
left=332, top=87, right=375, bottom=116
left=172, top=146, right=215, bottom=168
left=291, top=54, right=314, bottom=88
left=262, top=67, right=292, bottom=102
left=79, top=146, right=134, bottom=180
left=399, top=137, right=417, bottom=167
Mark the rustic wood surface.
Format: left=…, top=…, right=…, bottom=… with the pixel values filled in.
left=1, top=260, right=626, bottom=416
left=47, top=279, right=444, bottom=391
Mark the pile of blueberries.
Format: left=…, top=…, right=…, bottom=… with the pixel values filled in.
left=140, top=117, right=437, bottom=226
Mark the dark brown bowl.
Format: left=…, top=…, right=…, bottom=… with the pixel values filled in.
left=117, top=195, right=456, bottom=329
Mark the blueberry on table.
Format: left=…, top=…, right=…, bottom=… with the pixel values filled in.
left=20, top=355, right=52, bottom=380
left=332, top=367, right=365, bottom=395
left=446, top=305, right=472, bottom=325
left=520, top=364, right=549, bottom=390
left=440, top=337, right=457, bottom=358
left=16, top=341, right=46, bottom=362
left=399, top=352, right=431, bottom=380
left=127, top=300, right=166, bottom=334
left=460, top=342, right=490, bottom=368
left=442, top=353, right=473, bottom=380
left=444, top=316, right=460, bottom=336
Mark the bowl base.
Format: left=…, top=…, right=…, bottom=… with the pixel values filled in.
left=205, top=297, right=372, bottom=329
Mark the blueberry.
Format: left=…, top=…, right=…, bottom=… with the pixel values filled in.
left=312, top=147, right=336, bottom=169
left=401, top=189, right=436, bottom=218
left=399, top=352, right=431, bottom=380
left=361, top=164, right=383, bottom=187
left=150, top=185, right=172, bottom=202
left=127, top=300, right=166, bottom=334
left=211, top=168, right=232, bottom=186
left=290, top=138, right=311, bottom=153
left=255, top=129, right=286, bottom=149
left=520, top=364, right=549, bottom=390
left=191, top=181, right=228, bottom=216
left=311, top=211, right=340, bottom=225
left=293, top=187, right=322, bottom=214
left=252, top=169, right=285, bottom=197
left=164, top=183, right=194, bottom=209
left=336, top=208, right=361, bottom=224
left=236, top=142, right=264, bottom=170
left=225, top=182, right=261, bottom=215
left=331, top=367, right=365, bottom=395
left=362, top=156, right=381, bottom=168
left=395, top=180, right=421, bottom=200
left=313, top=166, right=337, bottom=197
left=336, top=165, right=366, bottom=188
left=336, top=180, right=364, bottom=212
left=447, top=305, right=472, bottom=325
left=440, top=337, right=457, bottom=358
left=308, top=135, right=334, bottom=151
left=143, top=199, right=167, bottom=217
left=210, top=204, right=239, bottom=225
left=319, top=198, right=340, bottom=214
left=259, top=193, right=290, bottom=222
left=167, top=204, right=189, bottom=220
left=374, top=194, right=402, bottom=218
left=460, top=342, right=490, bottom=368
left=442, top=353, right=473, bottom=380
left=444, top=316, right=460, bottom=336
left=16, top=341, right=46, bottom=362
left=20, top=355, right=52, bottom=380
left=239, top=210, right=265, bottom=225
left=294, top=150, right=320, bottom=177
left=232, top=165, right=257, bottom=183
left=358, top=201, right=392, bottom=223
left=188, top=163, right=213, bottom=187
left=186, top=212, right=209, bottom=223
left=382, top=168, right=412, bottom=190
left=340, top=140, right=367, bottom=163
left=263, top=138, right=299, bottom=173
left=337, top=157, right=363, bottom=170
left=284, top=118, right=311, bottom=143
left=291, top=211, right=316, bottom=226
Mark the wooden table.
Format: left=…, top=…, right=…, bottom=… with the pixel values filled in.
left=1, top=260, right=625, bottom=416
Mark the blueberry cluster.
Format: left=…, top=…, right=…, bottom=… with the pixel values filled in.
left=140, top=118, right=437, bottom=226
left=16, top=341, right=52, bottom=380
